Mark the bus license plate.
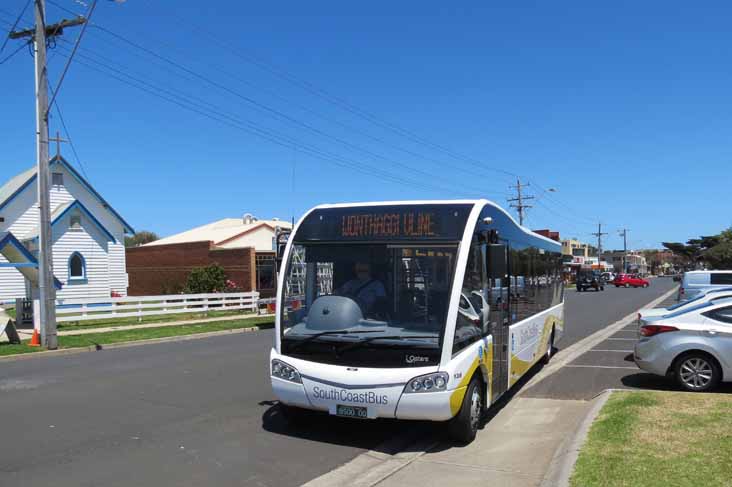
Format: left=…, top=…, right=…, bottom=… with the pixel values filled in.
left=336, top=404, right=368, bottom=419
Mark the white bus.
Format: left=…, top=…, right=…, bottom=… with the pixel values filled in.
left=270, top=200, right=564, bottom=443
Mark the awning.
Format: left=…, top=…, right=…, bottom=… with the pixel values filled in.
left=0, top=232, right=63, bottom=289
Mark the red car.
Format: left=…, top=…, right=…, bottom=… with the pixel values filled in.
left=613, top=274, right=649, bottom=288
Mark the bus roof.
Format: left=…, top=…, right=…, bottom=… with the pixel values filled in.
left=294, top=199, right=560, bottom=248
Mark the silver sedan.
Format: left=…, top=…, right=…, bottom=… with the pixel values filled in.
left=634, top=298, right=732, bottom=392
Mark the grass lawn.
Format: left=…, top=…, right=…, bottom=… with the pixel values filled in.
left=0, top=316, right=274, bottom=357
left=571, top=391, right=732, bottom=487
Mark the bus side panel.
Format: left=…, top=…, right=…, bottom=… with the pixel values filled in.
left=508, top=305, right=563, bottom=387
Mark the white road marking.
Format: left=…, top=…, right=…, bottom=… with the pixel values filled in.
left=518, top=285, right=679, bottom=393
left=588, top=349, right=633, bottom=353
left=565, top=365, right=638, bottom=370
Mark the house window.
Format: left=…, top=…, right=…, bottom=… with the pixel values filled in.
left=256, top=254, right=276, bottom=294
left=68, top=252, right=86, bottom=281
left=52, top=172, right=64, bottom=186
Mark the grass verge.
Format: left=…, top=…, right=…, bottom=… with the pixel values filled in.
left=0, top=317, right=274, bottom=357
left=571, top=391, right=732, bottom=487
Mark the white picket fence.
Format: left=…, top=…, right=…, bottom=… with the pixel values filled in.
left=55, top=292, right=260, bottom=323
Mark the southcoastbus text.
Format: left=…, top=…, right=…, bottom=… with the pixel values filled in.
left=270, top=200, right=564, bottom=443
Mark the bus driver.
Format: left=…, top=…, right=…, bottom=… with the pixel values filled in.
left=337, top=262, right=386, bottom=315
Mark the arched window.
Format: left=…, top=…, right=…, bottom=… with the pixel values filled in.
left=68, top=252, right=86, bottom=281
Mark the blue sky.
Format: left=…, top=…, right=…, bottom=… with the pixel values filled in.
left=1, top=1, right=730, bottom=250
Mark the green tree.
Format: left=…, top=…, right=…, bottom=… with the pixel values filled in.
left=185, top=264, right=227, bottom=294
left=702, top=228, right=732, bottom=269
left=124, top=230, right=159, bottom=248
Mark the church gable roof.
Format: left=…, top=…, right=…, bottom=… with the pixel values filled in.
left=0, top=156, right=134, bottom=234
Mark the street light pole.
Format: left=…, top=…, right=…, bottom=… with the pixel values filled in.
left=619, top=229, right=629, bottom=273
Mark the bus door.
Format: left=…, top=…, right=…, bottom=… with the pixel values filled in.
left=487, top=243, right=509, bottom=401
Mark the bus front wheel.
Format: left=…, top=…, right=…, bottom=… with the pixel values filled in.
left=448, top=377, right=483, bottom=444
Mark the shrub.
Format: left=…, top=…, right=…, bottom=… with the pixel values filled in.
left=185, top=264, right=227, bottom=294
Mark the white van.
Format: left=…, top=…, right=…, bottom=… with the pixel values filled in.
left=678, top=271, right=732, bottom=301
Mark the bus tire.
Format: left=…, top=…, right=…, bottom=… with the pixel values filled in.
left=542, top=328, right=555, bottom=364
left=279, top=403, right=307, bottom=423
left=448, top=377, right=483, bottom=444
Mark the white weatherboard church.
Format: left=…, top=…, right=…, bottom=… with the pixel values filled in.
left=0, top=156, right=133, bottom=302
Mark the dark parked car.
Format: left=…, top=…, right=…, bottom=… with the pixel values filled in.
left=577, top=270, right=604, bottom=292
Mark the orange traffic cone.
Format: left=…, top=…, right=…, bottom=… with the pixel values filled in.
left=28, top=329, right=41, bottom=347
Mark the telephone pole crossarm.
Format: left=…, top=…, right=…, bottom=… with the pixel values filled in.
left=508, top=177, right=535, bottom=226
left=9, top=16, right=86, bottom=40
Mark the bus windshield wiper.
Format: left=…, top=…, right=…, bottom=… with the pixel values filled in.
left=336, top=335, right=437, bottom=355
left=286, top=329, right=386, bottom=352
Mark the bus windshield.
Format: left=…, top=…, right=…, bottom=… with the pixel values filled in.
left=280, top=243, right=458, bottom=367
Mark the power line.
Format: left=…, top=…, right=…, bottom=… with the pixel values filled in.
left=79, top=25, right=504, bottom=197
left=50, top=98, right=90, bottom=181
left=49, top=48, right=482, bottom=197
left=0, top=0, right=31, bottom=55
left=45, top=0, right=95, bottom=117
left=0, top=37, right=29, bottom=64
left=49, top=41, right=493, bottom=198
left=46, top=0, right=520, bottom=182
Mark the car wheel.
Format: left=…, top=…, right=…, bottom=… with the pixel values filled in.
left=643, top=283, right=649, bottom=288
left=624, top=283, right=630, bottom=288
left=675, top=353, right=721, bottom=392
left=448, top=377, right=483, bottom=444
left=600, top=286, right=605, bottom=291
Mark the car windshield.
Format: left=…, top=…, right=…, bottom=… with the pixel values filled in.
left=666, top=293, right=706, bottom=311
left=280, top=243, right=457, bottom=366
left=666, top=288, right=732, bottom=311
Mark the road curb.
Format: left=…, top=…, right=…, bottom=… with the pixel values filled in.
left=518, top=285, right=679, bottom=394
left=540, top=389, right=612, bottom=487
left=0, top=325, right=264, bottom=363
left=302, top=432, right=439, bottom=487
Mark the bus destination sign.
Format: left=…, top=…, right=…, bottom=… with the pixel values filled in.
left=295, top=204, right=473, bottom=242
left=341, top=212, right=435, bottom=238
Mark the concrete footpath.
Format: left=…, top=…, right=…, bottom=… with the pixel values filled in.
left=381, top=397, right=589, bottom=487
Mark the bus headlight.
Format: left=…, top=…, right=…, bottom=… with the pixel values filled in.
left=404, top=372, right=449, bottom=393
left=271, top=359, right=302, bottom=384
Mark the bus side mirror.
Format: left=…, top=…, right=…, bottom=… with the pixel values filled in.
left=487, top=244, right=507, bottom=280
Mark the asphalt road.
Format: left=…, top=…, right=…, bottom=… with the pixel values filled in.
left=0, top=278, right=680, bottom=487
left=522, top=277, right=728, bottom=400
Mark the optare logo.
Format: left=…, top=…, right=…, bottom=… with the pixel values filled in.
left=405, top=355, right=430, bottom=364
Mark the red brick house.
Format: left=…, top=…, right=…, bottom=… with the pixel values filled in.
left=126, top=215, right=291, bottom=296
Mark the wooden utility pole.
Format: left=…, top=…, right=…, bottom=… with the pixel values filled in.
left=592, top=223, right=608, bottom=269
left=9, top=1, right=86, bottom=349
left=507, top=178, right=534, bottom=226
